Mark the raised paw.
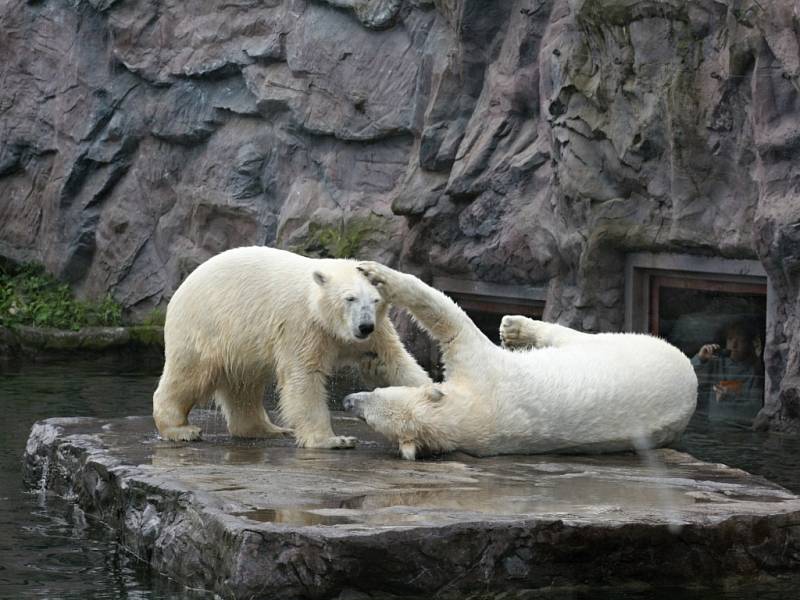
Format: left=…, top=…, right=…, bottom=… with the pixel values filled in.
left=500, top=315, right=540, bottom=350
left=356, top=261, right=401, bottom=301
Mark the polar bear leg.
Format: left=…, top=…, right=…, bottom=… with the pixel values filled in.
left=278, top=368, right=357, bottom=449
left=152, top=364, right=209, bottom=441
left=215, top=383, right=293, bottom=438
left=358, top=325, right=432, bottom=388
left=356, top=351, right=389, bottom=388
left=358, top=262, right=482, bottom=349
left=500, top=315, right=591, bottom=349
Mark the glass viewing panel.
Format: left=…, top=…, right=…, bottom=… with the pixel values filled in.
left=455, top=295, right=544, bottom=345
left=428, top=292, right=544, bottom=380
left=650, top=276, right=767, bottom=426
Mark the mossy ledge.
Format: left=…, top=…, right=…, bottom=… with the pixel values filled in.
left=0, top=324, right=164, bottom=358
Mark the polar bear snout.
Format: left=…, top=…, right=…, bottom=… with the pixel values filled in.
left=345, top=291, right=380, bottom=341
left=343, top=392, right=370, bottom=419
left=356, top=321, right=375, bottom=339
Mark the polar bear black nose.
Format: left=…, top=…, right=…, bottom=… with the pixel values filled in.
left=359, top=323, right=374, bottom=336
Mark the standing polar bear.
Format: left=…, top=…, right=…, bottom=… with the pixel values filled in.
left=152, top=247, right=430, bottom=449
left=344, top=262, right=698, bottom=460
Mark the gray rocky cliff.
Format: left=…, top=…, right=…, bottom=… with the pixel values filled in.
left=1, top=0, right=798, bottom=430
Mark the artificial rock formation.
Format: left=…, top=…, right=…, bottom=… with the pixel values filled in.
left=1, top=0, right=799, bottom=429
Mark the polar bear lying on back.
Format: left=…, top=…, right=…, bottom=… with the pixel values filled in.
left=344, top=262, right=697, bottom=460
left=153, top=247, right=430, bottom=449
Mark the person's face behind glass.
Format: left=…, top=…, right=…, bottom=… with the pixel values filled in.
left=726, top=331, right=753, bottom=363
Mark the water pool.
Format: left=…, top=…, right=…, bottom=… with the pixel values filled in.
left=2, top=357, right=799, bottom=599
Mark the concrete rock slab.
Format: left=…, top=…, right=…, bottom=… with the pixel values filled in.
left=23, top=412, right=800, bottom=599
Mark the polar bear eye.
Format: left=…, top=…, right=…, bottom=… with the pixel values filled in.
left=345, top=296, right=357, bottom=303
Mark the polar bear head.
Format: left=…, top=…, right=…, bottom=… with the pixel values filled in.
left=343, top=385, right=452, bottom=460
left=311, top=264, right=387, bottom=342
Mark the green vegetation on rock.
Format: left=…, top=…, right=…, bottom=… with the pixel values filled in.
left=140, top=307, right=166, bottom=327
left=0, top=260, right=123, bottom=331
left=128, top=325, right=165, bottom=347
left=298, top=219, right=379, bottom=259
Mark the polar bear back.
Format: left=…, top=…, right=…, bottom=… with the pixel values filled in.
left=164, top=247, right=337, bottom=371
left=484, top=333, right=697, bottom=455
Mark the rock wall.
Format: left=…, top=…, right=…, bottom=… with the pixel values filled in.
left=1, top=0, right=798, bottom=429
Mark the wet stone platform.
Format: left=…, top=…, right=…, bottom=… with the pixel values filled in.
left=23, top=412, right=800, bottom=599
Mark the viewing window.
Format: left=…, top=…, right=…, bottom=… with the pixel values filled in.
left=626, top=254, right=771, bottom=426
left=434, top=277, right=546, bottom=343
left=431, top=277, right=546, bottom=374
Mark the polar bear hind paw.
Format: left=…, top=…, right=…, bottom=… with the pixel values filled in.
left=233, top=425, right=294, bottom=438
left=160, top=425, right=202, bottom=442
left=329, top=435, right=358, bottom=449
left=260, top=423, right=294, bottom=437
left=500, top=315, right=540, bottom=349
left=303, top=435, right=358, bottom=449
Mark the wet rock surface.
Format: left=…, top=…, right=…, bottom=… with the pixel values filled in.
left=24, top=411, right=800, bottom=599
left=1, top=1, right=798, bottom=426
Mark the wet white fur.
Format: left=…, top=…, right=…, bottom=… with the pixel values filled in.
left=347, top=263, right=698, bottom=459
left=152, top=247, right=430, bottom=448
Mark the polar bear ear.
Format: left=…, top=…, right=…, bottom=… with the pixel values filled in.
left=425, top=387, right=444, bottom=402
left=313, top=271, right=328, bottom=286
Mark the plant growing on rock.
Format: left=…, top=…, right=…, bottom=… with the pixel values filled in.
left=299, top=219, right=380, bottom=259
left=139, top=308, right=166, bottom=327
left=0, top=261, right=123, bottom=330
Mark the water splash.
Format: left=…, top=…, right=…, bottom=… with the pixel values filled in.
left=633, top=433, right=684, bottom=535
left=36, top=456, right=50, bottom=507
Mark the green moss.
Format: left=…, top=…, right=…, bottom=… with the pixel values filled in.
left=732, top=6, right=760, bottom=28
left=128, top=326, right=165, bottom=348
left=578, top=0, right=688, bottom=28
left=140, top=307, right=166, bottom=327
left=297, top=219, right=380, bottom=259
left=588, top=219, right=651, bottom=250
left=0, top=261, right=123, bottom=331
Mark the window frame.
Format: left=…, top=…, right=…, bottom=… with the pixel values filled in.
left=433, top=276, right=547, bottom=320
left=625, top=252, right=774, bottom=399
left=429, top=277, right=547, bottom=374
left=625, top=253, right=771, bottom=334
left=647, top=275, right=768, bottom=336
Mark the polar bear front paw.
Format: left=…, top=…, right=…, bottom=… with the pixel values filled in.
left=500, top=315, right=541, bottom=350
left=356, top=261, right=401, bottom=301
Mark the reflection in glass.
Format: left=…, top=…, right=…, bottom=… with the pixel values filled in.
left=654, top=283, right=766, bottom=426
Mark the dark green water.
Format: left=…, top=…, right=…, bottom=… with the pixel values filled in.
left=0, top=357, right=214, bottom=599
left=1, top=357, right=800, bottom=599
